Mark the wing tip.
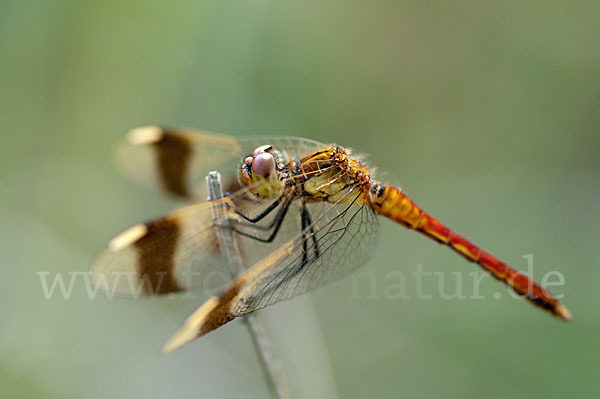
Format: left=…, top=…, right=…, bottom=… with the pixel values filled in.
left=127, top=126, right=164, bottom=145
left=161, top=297, right=221, bottom=354
left=108, top=223, right=148, bottom=251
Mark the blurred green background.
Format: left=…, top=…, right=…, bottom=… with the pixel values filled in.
left=1, top=0, right=599, bottom=398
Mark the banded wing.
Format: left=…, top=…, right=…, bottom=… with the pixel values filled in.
left=162, top=188, right=380, bottom=352
left=92, top=201, right=225, bottom=297
left=92, top=127, right=330, bottom=297
left=92, top=164, right=355, bottom=297
left=91, top=186, right=317, bottom=297
left=115, top=126, right=326, bottom=200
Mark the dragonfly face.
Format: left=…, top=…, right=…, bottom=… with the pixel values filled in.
left=240, top=143, right=372, bottom=205
left=239, top=145, right=285, bottom=199
left=93, top=126, right=570, bottom=354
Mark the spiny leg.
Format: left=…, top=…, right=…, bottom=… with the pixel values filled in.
left=232, top=196, right=291, bottom=232
left=232, top=197, right=293, bottom=243
left=300, top=201, right=321, bottom=267
left=301, top=202, right=309, bottom=266
left=234, top=197, right=281, bottom=224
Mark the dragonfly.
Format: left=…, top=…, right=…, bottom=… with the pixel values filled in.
left=92, top=126, right=571, bottom=353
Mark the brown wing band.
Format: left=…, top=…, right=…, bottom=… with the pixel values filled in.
left=134, top=217, right=184, bottom=294
left=153, top=131, right=193, bottom=198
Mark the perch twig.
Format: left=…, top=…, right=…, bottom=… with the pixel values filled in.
left=206, top=171, right=290, bottom=399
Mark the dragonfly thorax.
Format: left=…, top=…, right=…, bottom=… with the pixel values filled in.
left=295, top=145, right=373, bottom=204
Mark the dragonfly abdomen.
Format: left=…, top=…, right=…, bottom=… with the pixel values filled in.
left=369, top=183, right=571, bottom=321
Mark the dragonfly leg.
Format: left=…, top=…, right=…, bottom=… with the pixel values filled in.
left=234, top=198, right=281, bottom=223
left=232, top=197, right=292, bottom=243
left=301, top=201, right=320, bottom=266
left=231, top=198, right=290, bottom=232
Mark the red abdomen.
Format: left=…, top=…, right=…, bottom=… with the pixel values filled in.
left=369, top=184, right=571, bottom=321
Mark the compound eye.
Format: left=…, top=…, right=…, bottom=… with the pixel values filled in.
left=252, top=145, right=273, bottom=158
left=251, top=152, right=275, bottom=178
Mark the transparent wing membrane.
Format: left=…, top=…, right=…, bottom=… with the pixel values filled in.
left=91, top=168, right=356, bottom=297
left=92, top=202, right=227, bottom=297
left=93, top=126, right=339, bottom=297
left=160, top=187, right=380, bottom=350
left=115, top=126, right=326, bottom=199
left=235, top=197, right=379, bottom=315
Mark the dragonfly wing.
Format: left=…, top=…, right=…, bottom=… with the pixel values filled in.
left=162, top=192, right=380, bottom=351
left=115, top=126, right=326, bottom=199
left=91, top=185, right=325, bottom=298
left=91, top=202, right=230, bottom=297
left=239, top=201, right=379, bottom=310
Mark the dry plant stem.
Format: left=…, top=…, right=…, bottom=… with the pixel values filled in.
left=206, top=171, right=290, bottom=399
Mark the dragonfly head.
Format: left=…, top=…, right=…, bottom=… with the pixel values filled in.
left=240, top=145, right=283, bottom=198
